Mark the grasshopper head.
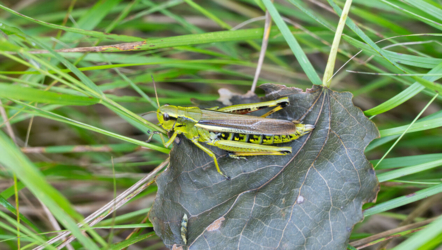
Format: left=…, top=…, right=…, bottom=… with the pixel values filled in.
left=157, top=104, right=202, bottom=131
left=157, top=104, right=179, bottom=130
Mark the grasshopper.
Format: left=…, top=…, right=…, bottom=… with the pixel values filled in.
left=146, top=94, right=314, bottom=180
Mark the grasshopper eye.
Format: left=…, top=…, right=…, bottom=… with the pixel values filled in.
left=163, top=113, right=170, bottom=121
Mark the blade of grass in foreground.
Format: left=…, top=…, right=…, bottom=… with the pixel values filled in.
left=0, top=131, right=100, bottom=250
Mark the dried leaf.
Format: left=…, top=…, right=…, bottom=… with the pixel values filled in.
left=150, top=84, right=380, bottom=249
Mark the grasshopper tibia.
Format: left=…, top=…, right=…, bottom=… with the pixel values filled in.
left=228, top=153, right=247, bottom=160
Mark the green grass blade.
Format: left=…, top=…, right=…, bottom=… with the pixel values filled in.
left=377, top=159, right=442, bottom=182
left=379, top=117, right=442, bottom=137
left=43, top=28, right=269, bottom=53
left=0, top=83, right=99, bottom=106
left=364, top=183, right=442, bottom=217
left=380, top=0, right=442, bottom=31
left=402, top=0, right=442, bottom=22
left=0, top=182, right=25, bottom=199
left=365, top=135, right=398, bottom=152
left=372, top=154, right=442, bottom=169
left=107, top=232, right=155, bottom=250
left=262, top=0, right=322, bottom=85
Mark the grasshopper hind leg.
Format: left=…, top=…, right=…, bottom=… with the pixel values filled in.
left=190, top=139, right=230, bottom=180
left=208, top=140, right=292, bottom=158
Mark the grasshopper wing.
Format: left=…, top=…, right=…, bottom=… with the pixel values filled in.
left=196, top=110, right=297, bottom=135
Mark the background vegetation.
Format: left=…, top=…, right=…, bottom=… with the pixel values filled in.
left=0, top=0, right=441, bottom=249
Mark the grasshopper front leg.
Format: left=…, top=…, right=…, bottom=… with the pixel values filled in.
left=146, top=130, right=178, bottom=148
left=150, top=127, right=230, bottom=179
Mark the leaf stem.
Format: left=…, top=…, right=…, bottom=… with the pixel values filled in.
left=322, top=0, right=353, bottom=88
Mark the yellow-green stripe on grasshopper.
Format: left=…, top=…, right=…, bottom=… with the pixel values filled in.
left=147, top=97, right=314, bottom=180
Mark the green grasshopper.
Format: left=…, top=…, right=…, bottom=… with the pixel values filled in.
left=147, top=95, right=314, bottom=180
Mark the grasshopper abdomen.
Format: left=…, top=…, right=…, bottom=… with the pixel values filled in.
left=216, top=123, right=314, bottom=145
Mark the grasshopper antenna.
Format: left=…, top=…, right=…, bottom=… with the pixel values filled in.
left=151, top=75, right=160, bottom=108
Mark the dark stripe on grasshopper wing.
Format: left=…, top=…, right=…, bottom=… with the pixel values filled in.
left=231, top=106, right=269, bottom=114
left=231, top=108, right=252, bottom=114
